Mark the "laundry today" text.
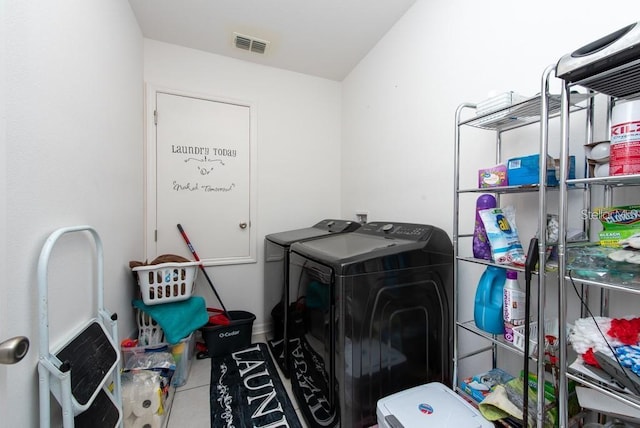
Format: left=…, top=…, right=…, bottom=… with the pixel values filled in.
left=171, top=144, right=237, bottom=157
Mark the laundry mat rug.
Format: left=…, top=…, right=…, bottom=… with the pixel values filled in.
left=210, top=342, right=303, bottom=428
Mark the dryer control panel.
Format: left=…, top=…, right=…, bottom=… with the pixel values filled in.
left=358, top=222, right=433, bottom=240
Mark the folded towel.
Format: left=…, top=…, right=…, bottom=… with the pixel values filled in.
left=133, top=296, right=209, bottom=344
left=478, top=384, right=522, bottom=423
left=479, top=378, right=553, bottom=428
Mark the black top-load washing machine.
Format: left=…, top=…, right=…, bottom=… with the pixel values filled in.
left=263, top=219, right=360, bottom=375
left=287, top=221, right=453, bottom=428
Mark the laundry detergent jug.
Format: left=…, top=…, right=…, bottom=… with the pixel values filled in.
left=474, top=266, right=506, bottom=334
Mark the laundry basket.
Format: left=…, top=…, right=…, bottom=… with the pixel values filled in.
left=136, top=309, right=164, bottom=346
left=132, top=261, right=200, bottom=305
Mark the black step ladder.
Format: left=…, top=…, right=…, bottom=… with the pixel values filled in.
left=37, top=226, right=122, bottom=428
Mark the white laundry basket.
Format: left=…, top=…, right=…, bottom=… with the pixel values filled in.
left=132, top=261, right=200, bottom=305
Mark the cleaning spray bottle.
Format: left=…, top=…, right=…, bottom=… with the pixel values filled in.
left=474, top=266, right=506, bottom=334
left=503, top=270, right=525, bottom=342
left=473, top=194, right=497, bottom=260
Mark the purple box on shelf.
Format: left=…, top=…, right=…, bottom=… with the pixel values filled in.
left=478, top=164, right=508, bottom=188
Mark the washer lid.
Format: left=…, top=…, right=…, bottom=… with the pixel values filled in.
left=294, top=232, right=411, bottom=260
left=377, top=382, right=493, bottom=428
left=289, top=222, right=452, bottom=274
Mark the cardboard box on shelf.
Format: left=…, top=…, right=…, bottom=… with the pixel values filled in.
left=507, top=154, right=575, bottom=186
left=478, top=164, right=508, bottom=188
left=596, top=205, right=640, bottom=247
left=459, top=368, right=515, bottom=403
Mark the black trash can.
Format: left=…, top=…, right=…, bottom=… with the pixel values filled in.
left=201, top=310, right=256, bottom=357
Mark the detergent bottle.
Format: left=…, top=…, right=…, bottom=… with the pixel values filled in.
left=473, top=194, right=497, bottom=260
left=474, top=266, right=506, bottom=334
left=503, top=270, right=525, bottom=342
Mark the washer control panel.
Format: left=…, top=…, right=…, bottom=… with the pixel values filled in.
left=358, top=222, right=432, bottom=240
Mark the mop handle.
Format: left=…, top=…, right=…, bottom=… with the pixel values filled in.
left=176, top=224, right=230, bottom=316
left=522, top=237, right=539, bottom=427
left=178, top=226, right=200, bottom=261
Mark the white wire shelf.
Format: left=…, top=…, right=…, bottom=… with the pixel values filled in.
left=460, top=93, right=593, bottom=132
left=457, top=320, right=526, bottom=358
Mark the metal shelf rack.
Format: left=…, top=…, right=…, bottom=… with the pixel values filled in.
left=557, top=40, right=640, bottom=427
left=453, top=65, right=587, bottom=428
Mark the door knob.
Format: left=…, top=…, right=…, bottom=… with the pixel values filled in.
left=0, top=336, right=29, bottom=364
left=239, top=222, right=248, bottom=229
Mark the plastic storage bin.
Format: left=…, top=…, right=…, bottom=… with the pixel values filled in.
left=474, top=91, right=528, bottom=127
left=121, top=333, right=195, bottom=387
left=132, top=261, right=200, bottom=305
left=201, top=310, right=255, bottom=357
left=476, top=92, right=527, bottom=116
left=512, top=318, right=558, bottom=356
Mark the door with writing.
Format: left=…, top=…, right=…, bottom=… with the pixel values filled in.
left=147, top=89, right=256, bottom=265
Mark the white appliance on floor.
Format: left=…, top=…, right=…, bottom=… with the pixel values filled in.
left=377, top=382, right=493, bottom=428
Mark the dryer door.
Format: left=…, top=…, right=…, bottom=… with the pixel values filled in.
left=289, top=253, right=339, bottom=427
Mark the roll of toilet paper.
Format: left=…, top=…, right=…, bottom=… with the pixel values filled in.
left=131, top=383, right=161, bottom=417
left=121, top=383, right=135, bottom=419
left=123, top=414, right=137, bottom=428
left=131, top=413, right=162, bottom=428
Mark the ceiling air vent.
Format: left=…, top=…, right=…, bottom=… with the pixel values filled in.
left=233, top=33, right=269, bottom=55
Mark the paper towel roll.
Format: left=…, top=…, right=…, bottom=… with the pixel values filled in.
left=123, top=414, right=137, bottom=428
left=122, top=382, right=135, bottom=419
left=131, top=383, right=161, bottom=417
left=131, top=413, right=162, bottom=428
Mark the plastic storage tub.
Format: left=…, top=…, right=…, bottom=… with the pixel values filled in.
left=512, top=318, right=558, bottom=357
left=474, top=91, right=528, bottom=127
left=121, top=333, right=195, bottom=387
left=201, top=310, right=255, bottom=357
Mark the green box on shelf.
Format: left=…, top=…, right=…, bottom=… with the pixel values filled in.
left=521, top=370, right=580, bottom=425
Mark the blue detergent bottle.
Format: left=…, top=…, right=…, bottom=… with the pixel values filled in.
left=474, top=266, right=507, bottom=334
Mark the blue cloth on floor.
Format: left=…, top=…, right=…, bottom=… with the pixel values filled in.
left=133, top=296, right=209, bottom=344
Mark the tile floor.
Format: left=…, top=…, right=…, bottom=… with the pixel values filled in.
left=166, top=333, right=309, bottom=428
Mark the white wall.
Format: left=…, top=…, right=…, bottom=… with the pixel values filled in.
left=342, top=0, right=640, bottom=379
left=3, top=0, right=639, bottom=424
left=144, top=39, right=343, bottom=330
left=342, top=0, right=640, bottom=227
left=0, top=1, right=8, bottom=421
left=2, top=1, right=143, bottom=426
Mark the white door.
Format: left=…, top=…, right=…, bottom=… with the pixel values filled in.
left=146, top=88, right=256, bottom=265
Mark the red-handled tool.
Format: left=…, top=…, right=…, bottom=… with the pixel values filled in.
left=177, top=223, right=230, bottom=319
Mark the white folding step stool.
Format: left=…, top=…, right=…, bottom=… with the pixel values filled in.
left=37, top=226, right=122, bottom=428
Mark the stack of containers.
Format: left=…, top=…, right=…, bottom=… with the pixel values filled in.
left=127, top=260, right=200, bottom=387
left=120, top=259, right=201, bottom=428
